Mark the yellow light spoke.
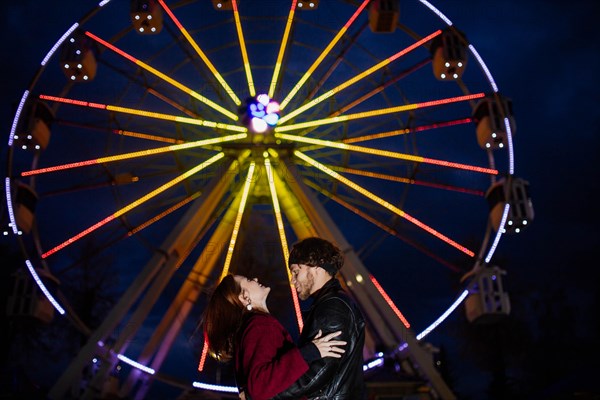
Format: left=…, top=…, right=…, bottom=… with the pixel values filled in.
left=264, top=157, right=303, bottom=332
left=157, top=0, right=241, bottom=106
left=128, top=192, right=201, bottom=237
left=221, top=162, right=256, bottom=278
left=232, top=0, right=255, bottom=97
left=275, top=132, right=497, bottom=175
left=278, top=29, right=442, bottom=123
left=268, top=0, right=298, bottom=98
left=39, top=94, right=247, bottom=132
left=276, top=92, right=484, bottom=133
left=42, top=153, right=225, bottom=259
left=113, top=129, right=184, bottom=144
left=294, top=150, right=475, bottom=257
left=84, top=31, right=238, bottom=120
left=22, top=133, right=246, bottom=177
left=280, top=0, right=371, bottom=110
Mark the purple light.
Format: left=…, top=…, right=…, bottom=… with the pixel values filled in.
left=242, top=94, right=280, bottom=133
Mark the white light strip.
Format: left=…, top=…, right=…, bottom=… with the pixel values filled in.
left=416, top=289, right=469, bottom=341
left=469, top=44, right=499, bottom=93
left=192, top=381, right=238, bottom=393
left=4, top=178, right=17, bottom=234
left=485, top=203, right=510, bottom=263
left=41, top=23, right=79, bottom=66
left=24, top=260, right=66, bottom=315
left=505, top=117, right=515, bottom=175
left=8, top=90, right=29, bottom=147
left=98, top=0, right=112, bottom=6
left=363, top=357, right=384, bottom=371
left=117, top=354, right=155, bottom=375
left=418, top=0, right=453, bottom=26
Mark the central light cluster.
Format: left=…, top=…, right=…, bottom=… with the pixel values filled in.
left=240, top=94, right=280, bottom=134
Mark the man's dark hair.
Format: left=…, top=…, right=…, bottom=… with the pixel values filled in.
left=288, top=237, right=343, bottom=275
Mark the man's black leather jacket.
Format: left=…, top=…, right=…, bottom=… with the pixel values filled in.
left=273, top=278, right=366, bottom=400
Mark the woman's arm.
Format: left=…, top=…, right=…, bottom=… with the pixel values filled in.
left=239, top=315, right=308, bottom=400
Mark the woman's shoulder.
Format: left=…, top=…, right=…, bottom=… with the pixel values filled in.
left=244, top=313, right=284, bottom=330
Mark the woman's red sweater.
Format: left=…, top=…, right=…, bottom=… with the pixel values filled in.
left=235, top=313, right=308, bottom=400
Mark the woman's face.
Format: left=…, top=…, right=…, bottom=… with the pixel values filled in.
left=234, top=275, right=270, bottom=308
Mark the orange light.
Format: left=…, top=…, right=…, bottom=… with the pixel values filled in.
left=22, top=134, right=245, bottom=177
left=294, top=150, right=475, bottom=257
left=279, top=29, right=442, bottom=122
left=42, top=153, right=225, bottom=258
left=370, top=275, right=411, bottom=328
left=197, top=338, right=210, bottom=371
left=39, top=94, right=246, bottom=132
left=343, top=118, right=473, bottom=144
left=280, top=0, right=371, bottom=110
left=277, top=92, right=485, bottom=131
left=157, top=0, right=241, bottom=106
left=275, top=132, right=497, bottom=175
left=265, top=158, right=303, bottom=332
left=84, top=31, right=238, bottom=120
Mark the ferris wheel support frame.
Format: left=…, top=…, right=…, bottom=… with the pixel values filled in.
left=48, top=158, right=240, bottom=400
left=281, top=157, right=456, bottom=400
left=125, top=165, right=257, bottom=399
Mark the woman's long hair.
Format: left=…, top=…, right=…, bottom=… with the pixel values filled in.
left=203, top=274, right=245, bottom=362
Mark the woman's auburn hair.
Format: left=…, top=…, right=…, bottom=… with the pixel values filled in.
left=203, top=274, right=245, bottom=362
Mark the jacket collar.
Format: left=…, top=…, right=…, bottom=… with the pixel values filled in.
left=309, top=276, right=341, bottom=302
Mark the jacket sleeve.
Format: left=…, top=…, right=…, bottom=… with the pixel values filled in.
left=273, top=298, right=356, bottom=399
left=239, top=315, right=309, bottom=400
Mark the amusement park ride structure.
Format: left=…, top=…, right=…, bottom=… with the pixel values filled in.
left=4, top=0, right=533, bottom=399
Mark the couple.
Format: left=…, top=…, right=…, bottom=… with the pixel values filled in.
left=203, top=237, right=366, bottom=400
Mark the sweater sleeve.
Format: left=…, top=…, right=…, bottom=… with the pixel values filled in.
left=239, top=315, right=309, bottom=400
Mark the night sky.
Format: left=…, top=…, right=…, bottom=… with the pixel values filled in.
left=1, top=1, right=599, bottom=399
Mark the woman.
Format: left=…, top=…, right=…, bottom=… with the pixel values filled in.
left=203, top=274, right=346, bottom=400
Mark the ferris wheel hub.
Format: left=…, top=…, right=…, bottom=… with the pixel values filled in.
left=239, top=94, right=281, bottom=136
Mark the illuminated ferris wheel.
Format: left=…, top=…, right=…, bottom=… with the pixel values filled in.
left=4, top=0, right=533, bottom=398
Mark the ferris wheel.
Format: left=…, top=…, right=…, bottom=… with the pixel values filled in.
left=4, top=0, right=533, bottom=399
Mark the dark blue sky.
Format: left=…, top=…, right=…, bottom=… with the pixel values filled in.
left=1, top=0, right=599, bottom=398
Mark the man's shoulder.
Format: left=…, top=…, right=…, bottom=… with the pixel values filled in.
left=316, top=292, right=358, bottom=313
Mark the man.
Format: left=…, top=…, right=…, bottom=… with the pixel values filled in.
left=274, top=237, right=366, bottom=400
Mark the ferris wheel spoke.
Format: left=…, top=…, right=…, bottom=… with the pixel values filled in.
left=295, top=150, right=475, bottom=257
left=268, top=0, right=298, bottom=99
left=41, top=153, right=225, bottom=259
left=278, top=29, right=443, bottom=124
left=157, top=0, right=241, bottom=107
left=38, top=94, right=247, bottom=132
left=85, top=31, right=238, bottom=120
left=276, top=132, right=497, bottom=175
left=331, top=57, right=432, bottom=118
left=231, top=0, right=255, bottom=97
left=279, top=0, right=371, bottom=110
left=220, top=161, right=256, bottom=278
left=54, top=192, right=202, bottom=278
left=277, top=92, right=485, bottom=133
left=264, top=157, right=303, bottom=331
left=343, top=117, right=473, bottom=144
left=305, top=21, right=370, bottom=103
left=56, top=119, right=185, bottom=144
left=21, top=133, right=246, bottom=177
left=326, top=165, right=485, bottom=196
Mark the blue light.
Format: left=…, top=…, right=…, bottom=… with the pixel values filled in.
left=242, top=94, right=280, bottom=133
